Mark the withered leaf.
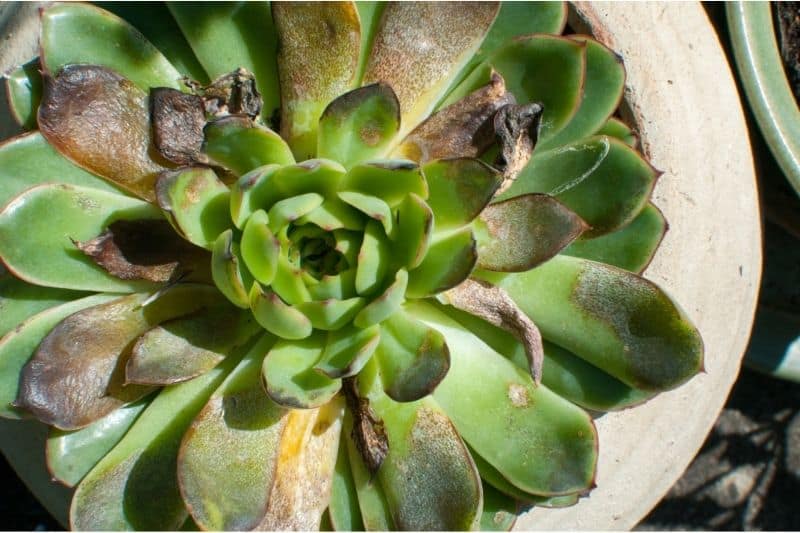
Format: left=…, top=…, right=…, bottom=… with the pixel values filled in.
left=38, top=64, right=171, bottom=202
left=396, top=71, right=514, bottom=163
left=494, top=102, right=543, bottom=192
left=150, top=88, right=207, bottom=166
left=74, top=219, right=211, bottom=283
left=343, top=377, right=388, bottom=476
left=201, top=68, right=262, bottom=119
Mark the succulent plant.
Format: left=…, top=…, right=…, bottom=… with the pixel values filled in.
left=0, top=2, right=704, bottom=530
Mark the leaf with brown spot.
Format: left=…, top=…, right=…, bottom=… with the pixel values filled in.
left=74, top=219, right=211, bottom=284
left=342, top=377, right=388, bottom=476
left=256, top=397, right=345, bottom=530
left=493, top=102, right=543, bottom=191
left=38, top=65, right=172, bottom=202
left=150, top=88, right=207, bottom=166
left=16, top=285, right=227, bottom=430
left=477, top=194, right=588, bottom=272
left=395, top=71, right=513, bottom=163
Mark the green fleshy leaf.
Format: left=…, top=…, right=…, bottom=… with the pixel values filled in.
left=358, top=360, right=482, bottom=530
left=422, top=158, right=502, bottom=230
left=497, top=136, right=658, bottom=237
left=5, top=59, right=42, bottom=130
left=483, top=254, right=704, bottom=391
left=230, top=165, right=280, bottom=229
left=273, top=2, right=361, bottom=159
left=241, top=210, right=280, bottom=285
left=40, top=3, right=182, bottom=90
left=447, top=35, right=585, bottom=141
left=0, top=184, right=160, bottom=292
left=0, top=133, right=123, bottom=209
left=480, top=482, right=518, bottom=532
left=373, top=310, right=449, bottom=402
left=46, top=399, right=148, bottom=488
left=318, top=83, right=401, bottom=168
left=168, top=1, right=279, bottom=118
left=315, top=324, right=381, bottom=379
left=308, top=269, right=358, bottom=301
left=469, top=443, right=535, bottom=502
left=250, top=284, right=312, bottom=340
left=270, top=160, right=348, bottom=205
left=211, top=230, right=251, bottom=308
left=0, top=294, right=117, bottom=419
left=126, top=306, right=259, bottom=385
left=0, top=275, right=87, bottom=338
left=95, top=2, right=209, bottom=83
left=295, top=297, right=366, bottom=331
left=329, top=428, right=364, bottom=531
left=393, top=193, right=433, bottom=269
left=353, top=269, right=408, bottom=329
left=344, top=410, right=395, bottom=530
left=298, top=199, right=365, bottom=232
left=267, top=193, right=325, bottom=232
left=362, top=3, right=499, bottom=139
left=355, top=220, right=392, bottom=296
left=262, top=334, right=341, bottom=409
left=69, top=338, right=247, bottom=530
left=597, top=117, right=637, bottom=147
left=178, top=334, right=287, bottom=531
left=354, top=2, right=386, bottom=85
left=476, top=194, right=587, bottom=272
left=342, top=160, right=427, bottom=207
left=414, top=301, right=599, bottom=496
left=537, top=36, right=626, bottom=151
left=157, top=167, right=231, bottom=249
left=562, top=202, right=667, bottom=273
left=272, top=249, right=313, bottom=305
left=406, top=227, right=477, bottom=298
left=338, top=192, right=394, bottom=236
left=203, top=117, right=295, bottom=177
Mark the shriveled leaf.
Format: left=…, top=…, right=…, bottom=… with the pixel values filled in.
left=342, top=160, right=427, bottom=207
left=562, top=202, right=667, bottom=273
left=415, top=301, right=599, bottom=496
left=423, top=158, right=503, bottom=230
left=250, top=285, right=312, bottom=340
left=406, top=227, right=477, bottom=298
left=256, top=397, right=345, bottom=530
left=38, top=65, right=170, bottom=202
left=262, top=334, right=341, bottom=409
left=318, top=83, right=401, bottom=168
left=0, top=184, right=161, bottom=292
left=126, top=306, right=259, bottom=385
left=396, top=72, right=512, bottom=163
left=40, top=3, right=182, bottom=90
left=200, top=68, right=262, bottom=119
left=476, top=194, right=588, bottom=272
left=316, top=325, right=381, bottom=379
left=0, top=132, right=122, bottom=209
left=484, top=254, right=704, bottom=391
left=353, top=269, right=408, bottom=328
left=273, top=2, right=361, bottom=159
left=362, top=2, right=499, bottom=139
left=156, top=167, right=231, bottom=249
left=5, top=59, right=42, bottom=130
left=0, top=275, right=86, bottom=339
left=0, top=294, right=117, bottom=420
left=203, top=116, right=295, bottom=176
left=342, top=376, right=388, bottom=477
left=328, top=426, right=364, bottom=531
left=151, top=88, right=207, bottom=166
left=69, top=339, right=246, bottom=530
left=178, top=334, right=287, bottom=531
left=75, top=219, right=211, bottom=283
left=497, top=136, right=658, bottom=237
left=168, top=2, right=280, bottom=119
left=493, top=102, right=543, bottom=186
left=17, top=285, right=225, bottom=430
left=47, top=399, right=147, bottom=487
left=393, top=194, right=433, bottom=270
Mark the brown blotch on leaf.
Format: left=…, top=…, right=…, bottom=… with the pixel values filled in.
left=150, top=88, right=208, bottom=166
left=398, top=71, right=515, bottom=163
left=200, top=68, right=262, bottom=119
left=444, top=278, right=545, bottom=385
left=342, top=377, right=388, bottom=477
left=493, top=102, right=544, bottom=193
left=74, top=219, right=210, bottom=283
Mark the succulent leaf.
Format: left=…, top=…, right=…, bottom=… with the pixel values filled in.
left=38, top=65, right=171, bottom=202
left=342, top=161, right=427, bottom=207
left=339, top=191, right=395, bottom=235
left=598, top=117, right=638, bottom=147
left=353, top=269, right=409, bottom=329
left=393, top=193, right=434, bottom=269
left=318, top=83, right=401, bottom=168
left=211, top=230, right=251, bottom=308
left=355, top=220, right=392, bottom=296
left=0, top=294, right=118, bottom=419
left=41, top=3, right=183, bottom=91
left=328, top=428, right=364, bottom=530
left=406, top=226, right=477, bottom=298
left=250, top=284, right=312, bottom=340
left=203, top=116, right=295, bottom=176
left=315, top=324, right=381, bottom=379
left=476, top=194, right=588, bottom=272
left=295, top=297, right=366, bottom=331
left=354, top=2, right=386, bottom=85
left=422, top=158, right=503, bottom=230
left=0, top=184, right=161, bottom=292
left=5, top=59, right=42, bottom=130
left=241, top=210, right=280, bottom=285
left=0, top=275, right=86, bottom=339
left=479, top=482, right=518, bottom=531
left=47, top=399, right=148, bottom=488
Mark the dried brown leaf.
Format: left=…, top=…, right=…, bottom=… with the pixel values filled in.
left=150, top=88, right=207, bottom=166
